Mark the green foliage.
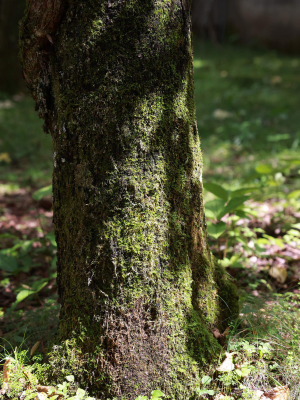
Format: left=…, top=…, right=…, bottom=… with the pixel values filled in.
left=0, top=96, right=52, bottom=184
left=135, top=390, right=165, bottom=400
left=204, top=183, right=251, bottom=241
left=32, top=185, right=52, bottom=201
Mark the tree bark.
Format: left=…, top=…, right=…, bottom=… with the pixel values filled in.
left=20, top=0, right=238, bottom=398
left=0, top=0, right=26, bottom=94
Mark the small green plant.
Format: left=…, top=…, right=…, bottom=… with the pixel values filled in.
left=135, top=390, right=165, bottom=400
left=195, top=375, right=215, bottom=396
left=0, top=341, right=95, bottom=400
left=204, top=182, right=254, bottom=241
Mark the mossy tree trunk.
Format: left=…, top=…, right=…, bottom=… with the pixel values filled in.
left=0, top=0, right=26, bottom=94
left=20, top=0, right=238, bottom=398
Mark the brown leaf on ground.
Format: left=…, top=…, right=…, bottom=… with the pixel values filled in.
left=2, top=358, right=11, bottom=383
left=213, top=327, right=230, bottom=345
left=260, top=386, right=289, bottom=400
left=216, top=352, right=234, bottom=372
left=269, top=266, right=287, bottom=283
left=30, top=340, right=41, bottom=356
left=214, top=393, right=226, bottom=400
left=36, top=386, right=56, bottom=395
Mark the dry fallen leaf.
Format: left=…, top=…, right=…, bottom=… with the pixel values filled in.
left=2, top=358, right=12, bottom=389
left=261, top=386, right=289, bottom=400
left=216, top=352, right=234, bottom=372
left=0, top=100, right=14, bottom=110
left=214, top=394, right=226, bottom=400
left=212, top=109, right=233, bottom=120
left=271, top=75, right=282, bottom=84
left=269, top=266, right=287, bottom=284
left=213, top=327, right=230, bottom=345
left=0, top=153, right=11, bottom=163
left=37, top=386, right=56, bottom=395
left=37, top=393, right=48, bottom=400
left=254, top=390, right=265, bottom=400
left=30, top=340, right=41, bottom=356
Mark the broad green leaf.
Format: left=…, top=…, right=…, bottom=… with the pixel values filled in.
left=230, top=187, right=257, bottom=197
left=201, top=375, right=212, bottom=385
left=203, top=183, right=228, bottom=201
left=51, top=256, right=57, bottom=270
left=287, top=229, right=300, bottom=237
left=0, top=254, right=19, bottom=273
left=204, top=209, right=215, bottom=220
left=255, top=164, right=274, bottom=174
left=15, top=289, right=36, bottom=304
left=205, top=199, right=226, bottom=220
left=31, top=280, right=48, bottom=292
left=288, top=190, right=300, bottom=199
left=196, top=389, right=215, bottom=395
left=267, top=133, right=290, bottom=142
left=46, top=231, right=57, bottom=247
left=234, top=210, right=251, bottom=220
left=274, top=238, right=284, bottom=248
left=218, top=196, right=249, bottom=219
left=32, top=185, right=52, bottom=201
left=66, top=375, right=74, bottom=382
left=240, top=366, right=251, bottom=377
left=76, top=388, right=86, bottom=399
left=230, top=254, right=241, bottom=263
left=218, top=258, right=231, bottom=268
left=292, top=223, right=300, bottom=229
left=207, top=221, right=227, bottom=239
left=151, top=390, right=165, bottom=399
left=257, top=238, right=269, bottom=245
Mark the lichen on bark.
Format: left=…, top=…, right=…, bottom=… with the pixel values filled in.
left=20, top=0, right=238, bottom=398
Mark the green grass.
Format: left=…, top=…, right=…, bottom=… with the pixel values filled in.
left=193, top=42, right=300, bottom=192
left=0, top=95, right=52, bottom=187
left=1, top=42, right=300, bottom=192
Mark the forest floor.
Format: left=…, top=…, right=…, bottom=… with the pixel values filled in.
left=0, top=42, right=300, bottom=399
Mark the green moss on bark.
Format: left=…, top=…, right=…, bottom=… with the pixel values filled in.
left=20, top=0, right=239, bottom=398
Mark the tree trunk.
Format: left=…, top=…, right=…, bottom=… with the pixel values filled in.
left=20, top=1, right=238, bottom=398
left=0, top=0, right=26, bottom=94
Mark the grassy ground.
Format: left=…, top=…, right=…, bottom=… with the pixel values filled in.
left=0, top=43, right=300, bottom=399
